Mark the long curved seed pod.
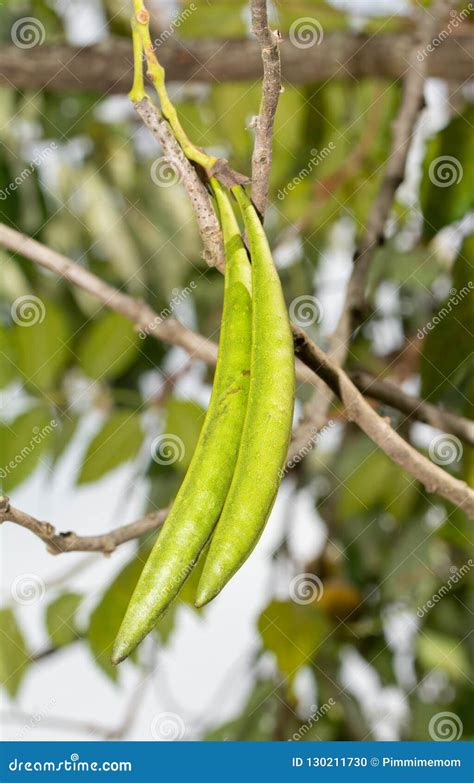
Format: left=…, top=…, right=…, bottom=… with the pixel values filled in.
left=195, top=186, right=295, bottom=607
left=112, top=180, right=252, bottom=664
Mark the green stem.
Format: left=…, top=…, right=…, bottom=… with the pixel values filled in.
left=130, top=0, right=217, bottom=172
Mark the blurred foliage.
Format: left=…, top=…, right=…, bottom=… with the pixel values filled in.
left=0, top=0, right=472, bottom=743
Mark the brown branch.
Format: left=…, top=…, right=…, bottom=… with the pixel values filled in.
left=331, top=0, right=459, bottom=362
left=289, top=0, right=459, bottom=460
left=0, top=496, right=168, bottom=555
left=133, top=97, right=224, bottom=270
left=2, top=223, right=470, bottom=509
left=250, top=0, right=281, bottom=217
left=0, top=33, right=472, bottom=93
left=350, top=370, right=474, bottom=447
left=293, top=329, right=474, bottom=518
left=0, top=222, right=218, bottom=365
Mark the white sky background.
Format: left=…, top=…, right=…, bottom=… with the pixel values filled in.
left=0, top=0, right=469, bottom=742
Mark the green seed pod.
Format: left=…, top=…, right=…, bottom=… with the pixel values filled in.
left=195, top=186, right=295, bottom=607
left=112, top=181, right=252, bottom=664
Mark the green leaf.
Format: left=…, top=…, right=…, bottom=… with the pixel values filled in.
left=420, top=106, right=474, bottom=239
left=76, top=311, right=139, bottom=381
left=13, top=297, right=71, bottom=391
left=0, top=324, right=17, bottom=388
left=87, top=556, right=145, bottom=680
left=163, top=398, right=205, bottom=471
left=258, top=600, right=328, bottom=680
left=420, top=240, right=474, bottom=404
left=45, top=593, right=83, bottom=647
left=77, top=410, right=144, bottom=484
left=0, top=608, right=30, bottom=697
left=417, top=631, right=470, bottom=683
left=0, top=407, right=55, bottom=492
left=336, top=440, right=418, bottom=520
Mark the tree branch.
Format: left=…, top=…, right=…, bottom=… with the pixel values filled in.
left=349, top=370, right=474, bottom=447
left=290, top=0, right=459, bottom=459
left=133, top=97, right=224, bottom=270
left=1, top=224, right=471, bottom=513
left=0, top=222, right=218, bottom=366
left=293, top=328, right=474, bottom=518
left=0, top=496, right=168, bottom=555
left=331, top=0, right=459, bottom=361
left=0, top=33, right=471, bottom=93
left=250, top=0, right=281, bottom=217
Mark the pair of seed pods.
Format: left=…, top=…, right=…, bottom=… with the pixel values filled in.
left=112, top=181, right=295, bottom=665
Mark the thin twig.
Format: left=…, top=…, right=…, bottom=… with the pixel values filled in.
left=1, top=226, right=471, bottom=518
left=133, top=97, right=224, bottom=270
left=250, top=0, right=282, bottom=217
left=293, top=327, right=474, bottom=517
left=0, top=496, right=168, bottom=555
left=331, top=0, right=458, bottom=361
left=0, top=222, right=218, bottom=364
left=0, top=32, right=471, bottom=93
left=349, top=370, right=474, bottom=447
left=290, top=0, right=458, bottom=459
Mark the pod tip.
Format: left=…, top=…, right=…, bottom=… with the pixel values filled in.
left=111, top=638, right=133, bottom=666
